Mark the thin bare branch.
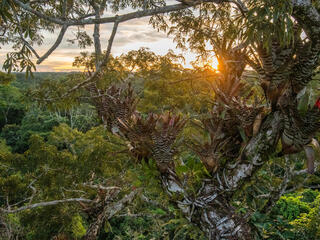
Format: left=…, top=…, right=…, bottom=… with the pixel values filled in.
left=36, top=25, right=68, bottom=64
left=82, top=183, right=121, bottom=191
left=1, top=198, right=93, bottom=214
left=293, top=161, right=320, bottom=176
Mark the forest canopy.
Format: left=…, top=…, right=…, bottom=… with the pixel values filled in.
left=0, top=0, right=320, bottom=239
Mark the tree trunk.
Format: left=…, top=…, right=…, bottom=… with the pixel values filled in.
left=158, top=111, right=283, bottom=239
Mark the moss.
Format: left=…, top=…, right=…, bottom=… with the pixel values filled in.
left=71, top=214, right=87, bottom=239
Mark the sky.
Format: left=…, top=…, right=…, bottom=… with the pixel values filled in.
left=0, top=13, right=204, bottom=72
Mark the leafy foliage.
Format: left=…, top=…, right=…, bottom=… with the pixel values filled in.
left=1, top=0, right=320, bottom=235
left=0, top=83, right=25, bottom=129
left=250, top=189, right=320, bottom=240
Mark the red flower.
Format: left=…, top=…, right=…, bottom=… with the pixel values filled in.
left=316, top=98, right=320, bottom=110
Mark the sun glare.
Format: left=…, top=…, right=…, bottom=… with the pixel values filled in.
left=210, top=57, right=219, bottom=70
left=201, top=56, right=220, bottom=71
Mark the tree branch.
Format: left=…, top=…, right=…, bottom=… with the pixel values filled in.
left=0, top=198, right=93, bottom=214
left=216, top=111, right=283, bottom=192
left=13, top=0, right=66, bottom=25
left=36, top=25, right=68, bottom=64
left=14, top=0, right=227, bottom=26
left=90, top=0, right=102, bottom=68
left=293, top=160, right=320, bottom=176
left=83, top=189, right=139, bottom=240
left=82, top=183, right=121, bottom=191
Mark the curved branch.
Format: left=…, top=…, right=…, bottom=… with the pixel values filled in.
left=36, top=25, right=68, bottom=64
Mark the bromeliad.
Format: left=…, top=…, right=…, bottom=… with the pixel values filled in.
left=280, top=98, right=320, bottom=174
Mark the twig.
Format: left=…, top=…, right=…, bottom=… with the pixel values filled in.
left=82, top=183, right=121, bottom=191
left=293, top=161, right=320, bottom=176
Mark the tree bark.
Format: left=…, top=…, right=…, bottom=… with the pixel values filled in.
left=155, top=111, right=283, bottom=239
